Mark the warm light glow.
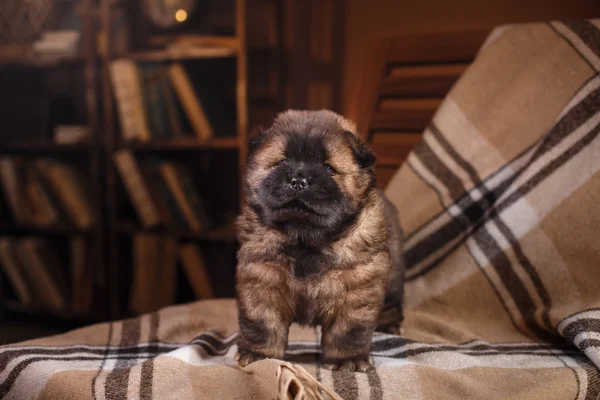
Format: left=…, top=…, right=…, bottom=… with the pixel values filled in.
left=175, top=9, right=188, bottom=23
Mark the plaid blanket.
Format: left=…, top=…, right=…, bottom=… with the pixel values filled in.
left=2, top=19, right=600, bottom=399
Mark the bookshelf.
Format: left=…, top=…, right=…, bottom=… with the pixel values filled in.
left=128, top=47, right=238, bottom=61
left=0, top=0, right=104, bottom=323
left=0, top=0, right=251, bottom=325
left=101, top=0, right=248, bottom=318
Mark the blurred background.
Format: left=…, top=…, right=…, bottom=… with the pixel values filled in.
left=0, top=0, right=597, bottom=343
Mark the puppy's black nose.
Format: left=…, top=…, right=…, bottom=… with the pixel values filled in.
left=290, top=177, right=309, bottom=191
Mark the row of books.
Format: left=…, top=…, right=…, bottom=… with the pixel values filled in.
left=130, top=235, right=214, bottom=315
left=0, top=236, right=92, bottom=313
left=110, top=59, right=233, bottom=143
left=114, top=150, right=210, bottom=231
left=0, top=235, right=215, bottom=315
left=0, top=150, right=212, bottom=230
left=0, top=157, right=95, bottom=229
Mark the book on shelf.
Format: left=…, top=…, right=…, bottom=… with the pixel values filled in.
left=0, top=238, right=34, bottom=306
left=159, top=64, right=187, bottom=138
left=1, top=236, right=92, bottom=314
left=113, top=153, right=211, bottom=232
left=15, top=237, right=69, bottom=311
left=34, top=159, right=95, bottom=229
left=23, top=165, right=61, bottom=227
left=32, top=30, right=81, bottom=57
left=129, top=235, right=177, bottom=314
left=109, top=59, right=151, bottom=142
left=167, top=62, right=214, bottom=141
left=32, top=161, right=75, bottom=227
left=139, top=62, right=172, bottom=139
left=0, top=157, right=62, bottom=227
left=54, top=125, right=90, bottom=145
left=111, top=58, right=220, bottom=143
left=113, top=149, right=162, bottom=228
left=0, top=157, right=31, bottom=224
left=179, top=243, right=214, bottom=300
left=172, top=163, right=211, bottom=229
left=158, top=162, right=210, bottom=232
left=142, top=158, right=187, bottom=229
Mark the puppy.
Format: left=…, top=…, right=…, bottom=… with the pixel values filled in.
left=235, top=110, right=404, bottom=372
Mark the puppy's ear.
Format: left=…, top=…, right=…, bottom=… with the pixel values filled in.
left=249, top=126, right=267, bottom=155
left=343, top=131, right=376, bottom=169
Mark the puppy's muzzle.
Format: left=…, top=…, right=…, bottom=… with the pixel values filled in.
left=290, top=177, right=309, bottom=191
left=289, top=167, right=311, bottom=191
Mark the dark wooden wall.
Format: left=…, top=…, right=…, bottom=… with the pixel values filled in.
left=342, top=0, right=600, bottom=115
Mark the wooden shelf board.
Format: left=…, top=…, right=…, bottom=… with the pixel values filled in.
left=148, top=35, right=240, bottom=50
left=127, top=46, right=237, bottom=62
left=127, top=137, right=239, bottom=151
left=0, top=142, right=91, bottom=154
left=116, top=223, right=237, bottom=242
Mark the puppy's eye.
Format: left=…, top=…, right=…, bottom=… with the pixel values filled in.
left=323, top=163, right=336, bottom=173
left=270, top=158, right=287, bottom=168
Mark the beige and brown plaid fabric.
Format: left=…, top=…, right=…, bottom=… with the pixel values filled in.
left=2, top=19, right=600, bottom=399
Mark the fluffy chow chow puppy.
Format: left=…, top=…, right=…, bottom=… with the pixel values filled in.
left=235, top=110, right=404, bottom=372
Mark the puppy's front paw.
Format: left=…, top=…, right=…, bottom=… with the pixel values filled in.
left=235, top=348, right=267, bottom=367
left=323, top=357, right=374, bottom=372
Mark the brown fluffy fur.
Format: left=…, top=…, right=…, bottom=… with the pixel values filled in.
left=235, top=110, right=404, bottom=372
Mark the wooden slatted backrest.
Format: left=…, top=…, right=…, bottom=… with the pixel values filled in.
left=347, top=30, right=490, bottom=188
